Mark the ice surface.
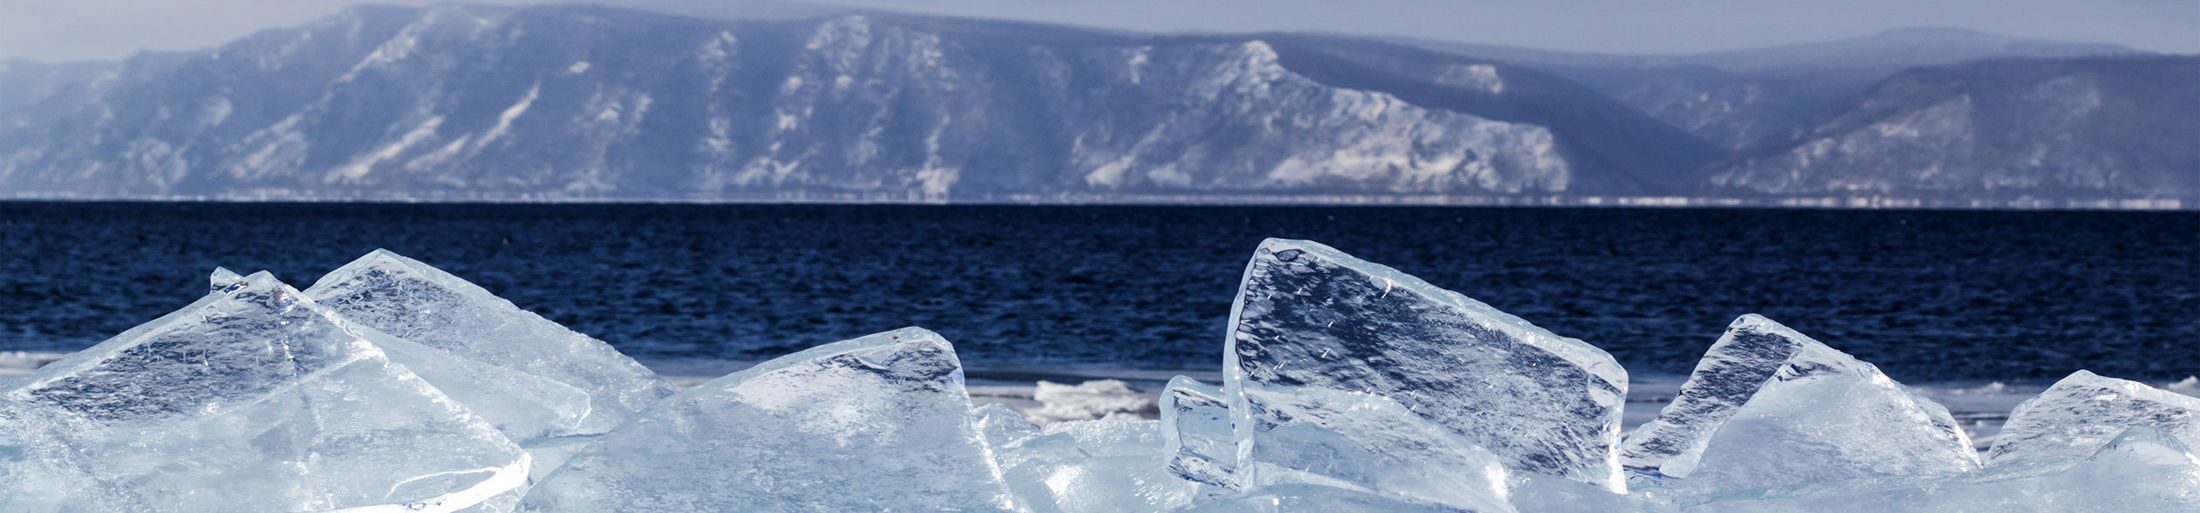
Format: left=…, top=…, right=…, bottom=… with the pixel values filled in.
left=1237, top=386, right=1516, bottom=513
left=986, top=417, right=1202, bottom=513
left=1226, top=238, right=1626, bottom=491
left=304, top=249, right=674, bottom=434
left=1161, top=376, right=1238, bottom=493
left=1683, top=425, right=2200, bottom=512
left=1988, top=370, right=2200, bottom=466
left=211, top=268, right=595, bottom=442
left=0, top=272, right=527, bottom=513
left=1506, top=475, right=1646, bottom=513
left=1029, top=379, right=1155, bottom=424
left=516, top=327, right=1020, bottom=513
left=1174, top=484, right=1482, bottom=513
left=370, top=334, right=595, bottom=443
left=1624, top=314, right=1978, bottom=493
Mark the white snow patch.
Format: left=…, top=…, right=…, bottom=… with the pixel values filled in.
left=1436, top=64, right=1505, bottom=94
left=406, top=134, right=472, bottom=172
left=229, top=113, right=311, bottom=179
left=480, top=83, right=539, bottom=145
left=700, top=31, right=739, bottom=63
left=1125, top=46, right=1151, bottom=85
left=200, top=97, right=233, bottom=127
left=333, top=116, right=442, bottom=181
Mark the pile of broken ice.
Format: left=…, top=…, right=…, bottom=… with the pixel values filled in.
left=2, top=241, right=2194, bottom=512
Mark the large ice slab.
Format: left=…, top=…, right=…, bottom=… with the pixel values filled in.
left=372, top=331, right=595, bottom=442
left=987, top=417, right=1202, bottom=513
left=516, top=327, right=1020, bottom=513
left=1624, top=315, right=1978, bottom=491
left=1161, top=376, right=1238, bottom=493
left=1236, top=385, right=1516, bottom=513
left=305, top=249, right=674, bottom=433
left=1226, top=238, right=1626, bottom=491
left=211, top=268, right=594, bottom=442
left=1686, top=425, right=2200, bottom=513
left=0, top=272, right=527, bottom=513
left=1988, top=370, right=2200, bottom=466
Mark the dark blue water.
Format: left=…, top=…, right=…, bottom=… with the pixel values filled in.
left=1, top=202, right=2194, bottom=381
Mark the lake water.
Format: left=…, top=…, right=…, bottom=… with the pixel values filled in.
left=1, top=202, right=2195, bottom=384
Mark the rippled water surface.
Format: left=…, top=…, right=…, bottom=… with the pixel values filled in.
left=1, top=203, right=2194, bottom=381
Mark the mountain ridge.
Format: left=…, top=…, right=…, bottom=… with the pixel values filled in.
left=0, top=4, right=1716, bottom=201
left=0, top=5, right=2188, bottom=208
left=1708, top=55, right=2199, bottom=201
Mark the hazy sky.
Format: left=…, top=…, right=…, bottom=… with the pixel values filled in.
left=3, top=0, right=2195, bottom=62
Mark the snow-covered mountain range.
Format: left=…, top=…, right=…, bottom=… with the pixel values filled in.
left=0, top=5, right=2190, bottom=206
left=1709, top=56, right=2199, bottom=202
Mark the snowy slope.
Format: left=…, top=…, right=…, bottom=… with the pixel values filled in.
left=0, top=5, right=1713, bottom=201
left=1706, top=56, right=2199, bottom=200
left=1407, top=28, right=2140, bottom=150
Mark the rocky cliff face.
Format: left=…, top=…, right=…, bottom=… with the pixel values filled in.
left=0, top=5, right=1710, bottom=201
left=1707, top=56, right=2199, bottom=200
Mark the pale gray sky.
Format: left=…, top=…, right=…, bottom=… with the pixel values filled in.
left=3, top=0, right=2195, bottom=62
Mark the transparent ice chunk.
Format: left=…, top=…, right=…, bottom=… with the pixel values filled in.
left=1987, top=370, right=2200, bottom=466
left=1226, top=238, right=1627, bottom=491
left=208, top=266, right=244, bottom=291
left=211, top=268, right=593, bottom=443
left=305, top=250, right=674, bottom=433
left=1624, top=314, right=1978, bottom=492
left=973, top=402, right=1042, bottom=449
left=987, top=417, right=1201, bottom=513
left=1161, top=376, right=1238, bottom=493
left=370, top=333, right=594, bottom=442
left=1236, top=385, right=1517, bottom=513
left=0, top=272, right=527, bottom=513
left=516, top=327, right=1020, bottom=513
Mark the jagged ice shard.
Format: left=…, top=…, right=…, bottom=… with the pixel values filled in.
left=1225, top=238, right=1627, bottom=491
left=208, top=266, right=245, bottom=290
left=1235, top=386, right=1516, bottom=513
left=304, top=250, right=674, bottom=434
left=1626, top=315, right=1978, bottom=494
left=974, top=402, right=1043, bottom=448
left=1160, top=376, right=1237, bottom=493
left=1988, top=370, right=2200, bottom=466
left=516, top=327, right=1020, bottom=513
left=210, top=269, right=595, bottom=444
left=0, top=272, right=527, bottom=513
